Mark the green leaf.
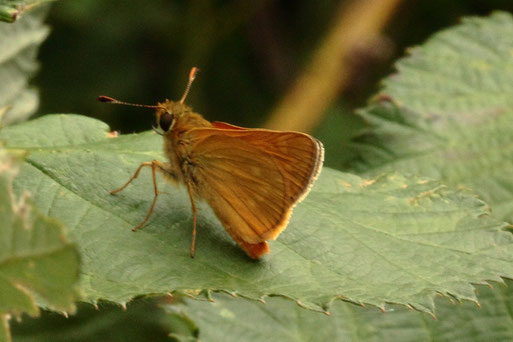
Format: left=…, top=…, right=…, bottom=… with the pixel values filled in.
left=351, top=12, right=513, bottom=222
left=10, top=300, right=177, bottom=342
left=169, top=278, right=513, bottom=342
left=0, top=149, right=80, bottom=342
left=0, top=0, right=53, bottom=22
left=1, top=114, right=512, bottom=315
left=0, top=5, right=49, bottom=124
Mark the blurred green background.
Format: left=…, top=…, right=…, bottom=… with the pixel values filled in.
left=34, top=0, right=513, bottom=170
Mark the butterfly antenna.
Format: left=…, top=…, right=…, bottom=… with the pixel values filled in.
left=97, top=96, right=168, bottom=112
left=179, top=67, right=200, bottom=104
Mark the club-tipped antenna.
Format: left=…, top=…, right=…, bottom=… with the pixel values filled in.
left=179, top=67, right=200, bottom=104
left=97, top=95, right=169, bottom=112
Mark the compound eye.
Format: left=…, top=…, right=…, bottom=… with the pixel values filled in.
left=159, top=112, right=174, bottom=132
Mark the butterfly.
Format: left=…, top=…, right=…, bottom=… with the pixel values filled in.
left=99, top=67, right=323, bottom=259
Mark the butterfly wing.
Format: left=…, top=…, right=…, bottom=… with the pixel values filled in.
left=184, top=127, right=323, bottom=258
left=211, top=121, right=246, bottom=130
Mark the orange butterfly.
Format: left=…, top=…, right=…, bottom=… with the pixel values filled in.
left=100, top=68, right=323, bottom=259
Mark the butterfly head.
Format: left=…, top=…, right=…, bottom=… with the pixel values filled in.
left=154, top=100, right=193, bottom=134
left=154, top=67, right=199, bottom=134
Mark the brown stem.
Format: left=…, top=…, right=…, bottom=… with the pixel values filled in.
left=265, top=0, right=403, bottom=132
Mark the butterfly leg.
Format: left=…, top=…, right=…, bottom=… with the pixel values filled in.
left=111, top=160, right=168, bottom=231
left=185, top=181, right=197, bottom=258
left=110, top=161, right=153, bottom=195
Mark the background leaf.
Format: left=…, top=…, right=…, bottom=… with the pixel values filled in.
left=0, top=149, right=80, bottom=342
left=170, top=278, right=513, bottom=342
left=10, top=300, right=177, bottom=342
left=351, top=12, right=513, bottom=222
left=0, top=5, right=48, bottom=125
left=0, top=0, right=53, bottom=22
left=1, top=114, right=512, bottom=315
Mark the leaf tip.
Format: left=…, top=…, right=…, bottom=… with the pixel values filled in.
left=107, top=131, right=119, bottom=138
left=338, top=180, right=352, bottom=188
left=372, top=93, right=394, bottom=104
left=1, top=8, right=19, bottom=23
left=204, top=290, right=214, bottom=302
left=360, top=178, right=376, bottom=188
